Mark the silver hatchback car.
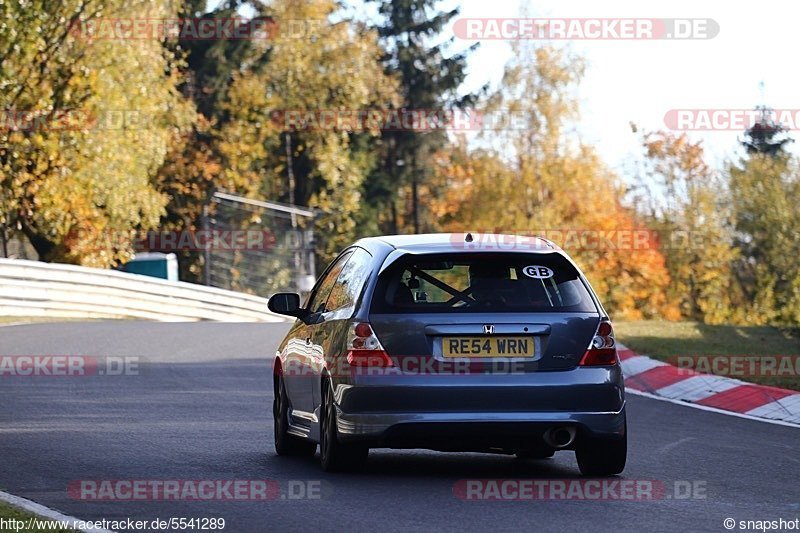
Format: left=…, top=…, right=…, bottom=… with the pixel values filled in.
left=268, top=233, right=626, bottom=475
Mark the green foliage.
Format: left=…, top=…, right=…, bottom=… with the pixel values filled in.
left=639, top=132, right=738, bottom=324
left=2, top=0, right=797, bottom=332
left=729, top=154, right=800, bottom=325
left=155, top=0, right=401, bottom=278
left=213, top=0, right=400, bottom=265
left=0, top=0, right=194, bottom=266
left=428, top=44, right=673, bottom=320
left=636, top=128, right=800, bottom=327
left=365, top=0, right=480, bottom=234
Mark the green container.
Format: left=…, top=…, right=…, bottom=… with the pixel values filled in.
left=121, top=252, right=179, bottom=281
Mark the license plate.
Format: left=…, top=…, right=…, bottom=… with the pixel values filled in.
left=442, top=336, right=535, bottom=358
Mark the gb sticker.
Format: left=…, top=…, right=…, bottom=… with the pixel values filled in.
left=523, top=265, right=554, bottom=279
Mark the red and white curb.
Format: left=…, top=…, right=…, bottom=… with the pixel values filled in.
left=618, top=343, right=800, bottom=427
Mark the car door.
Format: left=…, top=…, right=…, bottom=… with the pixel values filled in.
left=283, top=250, right=354, bottom=417
left=309, top=247, right=375, bottom=420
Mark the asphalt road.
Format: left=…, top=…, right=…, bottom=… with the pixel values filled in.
left=1, top=321, right=798, bottom=532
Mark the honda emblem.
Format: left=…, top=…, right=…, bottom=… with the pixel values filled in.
left=483, top=324, right=495, bottom=335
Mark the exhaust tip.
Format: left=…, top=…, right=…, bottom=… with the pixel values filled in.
left=543, top=426, right=576, bottom=449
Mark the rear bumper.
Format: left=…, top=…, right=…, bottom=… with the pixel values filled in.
left=332, top=366, right=625, bottom=448
left=336, top=408, right=626, bottom=449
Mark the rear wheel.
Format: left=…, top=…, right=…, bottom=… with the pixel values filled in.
left=320, top=382, right=368, bottom=472
left=273, top=375, right=316, bottom=457
left=575, top=429, right=627, bottom=476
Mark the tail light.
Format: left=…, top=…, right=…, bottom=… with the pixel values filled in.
left=346, top=322, right=393, bottom=367
left=579, top=320, right=618, bottom=366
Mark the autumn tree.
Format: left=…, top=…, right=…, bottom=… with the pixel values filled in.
left=365, top=0, right=480, bottom=234
left=213, top=0, right=400, bottom=264
left=0, top=0, right=194, bottom=267
left=151, top=0, right=265, bottom=281
left=428, top=42, right=673, bottom=319
left=150, top=0, right=401, bottom=280
left=728, top=112, right=800, bottom=325
left=639, top=132, right=738, bottom=324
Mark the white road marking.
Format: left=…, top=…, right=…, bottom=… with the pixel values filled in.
left=627, top=389, right=800, bottom=430
left=658, top=436, right=695, bottom=455
left=0, top=490, right=114, bottom=533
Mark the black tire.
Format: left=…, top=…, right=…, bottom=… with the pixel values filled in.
left=273, top=375, right=317, bottom=457
left=319, top=382, right=368, bottom=472
left=575, top=430, right=627, bottom=476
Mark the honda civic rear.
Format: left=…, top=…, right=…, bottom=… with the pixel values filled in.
left=270, top=234, right=627, bottom=475
left=341, top=247, right=624, bottom=473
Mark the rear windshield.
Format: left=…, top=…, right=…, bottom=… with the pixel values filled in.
left=371, top=253, right=598, bottom=313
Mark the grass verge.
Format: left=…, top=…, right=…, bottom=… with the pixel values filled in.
left=0, top=501, right=77, bottom=532
left=614, top=320, right=800, bottom=391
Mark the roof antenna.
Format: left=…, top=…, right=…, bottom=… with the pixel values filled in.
left=464, top=232, right=473, bottom=242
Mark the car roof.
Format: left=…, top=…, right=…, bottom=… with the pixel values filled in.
left=354, top=233, right=560, bottom=255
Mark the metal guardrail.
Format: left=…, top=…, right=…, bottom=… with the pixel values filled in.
left=0, top=258, right=290, bottom=322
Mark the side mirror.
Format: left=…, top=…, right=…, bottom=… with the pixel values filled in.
left=268, top=292, right=307, bottom=318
